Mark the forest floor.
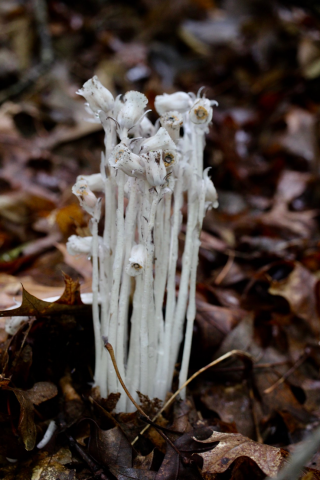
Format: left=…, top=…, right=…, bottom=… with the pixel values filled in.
left=1, top=0, right=320, bottom=478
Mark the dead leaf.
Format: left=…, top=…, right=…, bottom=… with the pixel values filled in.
left=0, top=273, right=91, bottom=318
left=12, top=389, right=37, bottom=451
left=25, top=381, right=58, bottom=405
left=194, top=429, right=284, bottom=478
left=269, top=262, right=319, bottom=335
left=88, top=423, right=132, bottom=470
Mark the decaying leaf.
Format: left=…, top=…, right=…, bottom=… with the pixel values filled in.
left=269, top=262, right=319, bottom=334
left=12, top=389, right=37, bottom=451
left=194, top=429, right=284, bottom=478
left=25, top=381, right=58, bottom=405
left=0, top=274, right=90, bottom=318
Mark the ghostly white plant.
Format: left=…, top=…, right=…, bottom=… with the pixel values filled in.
left=70, top=79, right=218, bottom=411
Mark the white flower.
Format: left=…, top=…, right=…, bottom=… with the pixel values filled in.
left=66, top=235, right=93, bottom=255
left=189, top=98, right=213, bottom=125
left=140, top=127, right=176, bottom=154
left=155, top=92, right=191, bottom=116
left=126, top=244, right=146, bottom=277
left=109, top=143, right=145, bottom=178
left=76, top=173, right=105, bottom=192
left=203, top=168, right=218, bottom=209
left=72, top=179, right=100, bottom=219
left=76, top=76, right=114, bottom=114
left=117, top=91, right=148, bottom=131
left=140, top=150, right=167, bottom=187
left=160, top=111, right=183, bottom=142
left=130, top=116, right=155, bottom=139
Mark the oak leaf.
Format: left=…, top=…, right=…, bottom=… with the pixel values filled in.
left=194, top=429, right=284, bottom=478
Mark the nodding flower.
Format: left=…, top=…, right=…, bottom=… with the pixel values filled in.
left=76, top=173, right=105, bottom=192
left=189, top=98, right=213, bottom=126
left=140, top=150, right=167, bottom=187
left=109, top=143, right=145, bottom=178
left=160, top=111, right=183, bottom=142
left=67, top=235, right=93, bottom=256
left=117, top=91, right=148, bottom=134
left=77, top=76, right=114, bottom=115
left=154, top=92, right=191, bottom=116
left=203, top=168, right=219, bottom=209
left=72, top=179, right=100, bottom=218
left=140, top=127, right=176, bottom=154
left=126, top=244, right=146, bottom=277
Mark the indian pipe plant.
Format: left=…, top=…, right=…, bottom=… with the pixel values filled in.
left=67, top=77, right=218, bottom=412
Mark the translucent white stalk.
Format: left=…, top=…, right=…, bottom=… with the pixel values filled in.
left=160, top=177, right=183, bottom=394
left=116, top=181, right=138, bottom=412
left=140, top=189, right=158, bottom=395
left=91, top=213, right=103, bottom=386
left=126, top=275, right=142, bottom=411
left=153, top=191, right=171, bottom=398
left=106, top=172, right=126, bottom=395
left=169, top=180, right=198, bottom=379
left=178, top=178, right=206, bottom=397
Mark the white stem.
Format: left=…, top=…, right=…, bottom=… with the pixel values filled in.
left=126, top=275, right=142, bottom=411
left=153, top=191, right=172, bottom=398
left=98, top=243, right=108, bottom=398
left=161, top=177, right=183, bottom=394
left=91, top=216, right=102, bottom=386
left=169, top=178, right=198, bottom=382
left=107, top=172, right=126, bottom=395
left=116, top=182, right=138, bottom=412
left=178, top=179, right=205, bottom=397
left=140, top=189, right=158, bottom=396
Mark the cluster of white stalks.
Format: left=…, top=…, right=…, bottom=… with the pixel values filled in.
left=67, top=77, right=218, bottom=412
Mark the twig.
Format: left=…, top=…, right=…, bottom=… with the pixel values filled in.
left=0, top=0, right=53, bottom=104
left=132, top=349, right=253, bottom=445
left=103, top=339, right=184, bottom=460
left=215, top=250, right=235, bottom=285
left=264, top=351, right=309, bottom=394
left=67, top=434, right=110, bottom=480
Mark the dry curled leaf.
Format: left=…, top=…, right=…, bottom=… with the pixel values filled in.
left=194, top=429, right=284, bottom=478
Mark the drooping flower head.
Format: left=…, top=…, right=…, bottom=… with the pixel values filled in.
left=77, top=76, right=114, bottom=115
left=109, top=142, right=145, bottom=178
left=155, top=92, right=191, bottom=116
left=67, top=235, right=93, bottom=256
left=203, top=168, right=219, bottom=209
left=72, top=178, right=100, bottom=219
left=140, top=127, right=176, bottom=154
left=126, top=244, right=146, bottom=277
left=117, top=91, right=148, bottom=136
left=160, top=111, right=183, bottom=142
left=140, top=150, right=167, bottom=187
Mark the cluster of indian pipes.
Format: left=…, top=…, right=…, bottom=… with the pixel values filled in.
left=67, top=77, right=218, bottom=412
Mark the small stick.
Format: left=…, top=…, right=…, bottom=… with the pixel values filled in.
left=103, top=338, right=184, bottom=459
left=132, top=349, right=253, bottom=445
left=68, top=434, right=110, bottom=480
left=215, top=250, right=235, bottom=285
left=264, top=351, right=309, bottom=394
